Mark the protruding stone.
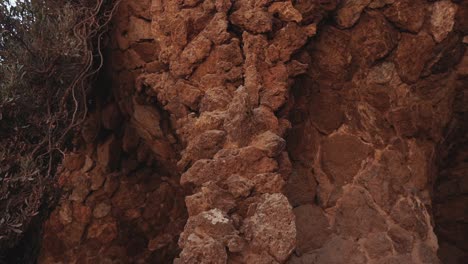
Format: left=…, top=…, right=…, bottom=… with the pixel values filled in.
left=177, top=234, right=227, bottom=264
left=260, top=63, right=289, bottom=110
left=367, top=62, right=395, bottom=84
left=253, top=106, right=281, bottom=135
left=180, top=36, right=212, bottom=66
left=81, top=156, right=95, bottom=173
left=230, top=8, right=272, bottom=34
left=335, top=0, right=372, bottom=28
left=103, top=174, right=120, bottom=197
left=63, top=153, right=85, bottom=171
left=309, top=26, right=352, bottom=88
left=132, top=103, right=163, bottom=140
left=178, top=130, right=226, bottom=169
left=383, top=0, right=426, bottom=33
left=251, top=131, right=286, bottom=158
left=224, top=88, right=254, bottom=146
left=351, top=11, right=398, bottom=65
left=268, top=1, right=302, bottom=23
left=241, top=193, right=295, bottom=262
left=127, top=16, right=151, bottom=42
left=266, top=23, right=316, bottom=63
left=394, top=33, right=435, bottom=83
left=179, top=209, right=242, bottom=254
left=224, top=174, right=253, bottom=198
left=185, top=182, right=236, bottom=216
left=200, top=87, right=233, bottom=112
left=181, top=147, right=277, bottom=187
left=93, top=203, right=111, bottom=219
left=131, top=42, right=158, bottom=63
left=430, top=0, right=458, bottom=43
left=69, top=175, right=90, bottom=203
left=88, top=166, right=105, bottom=191
left=252, top=173, right=285, bottom=194
left=58, top=201, right=73, bottom=225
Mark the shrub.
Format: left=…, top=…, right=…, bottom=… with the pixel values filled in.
left=0, top=0, right=120, bottom=259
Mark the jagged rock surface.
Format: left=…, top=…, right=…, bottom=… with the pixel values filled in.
left=38, top=1, right=467, bottom=264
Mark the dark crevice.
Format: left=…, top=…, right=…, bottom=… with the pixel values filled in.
left=434, top=84, right=468, bottom=263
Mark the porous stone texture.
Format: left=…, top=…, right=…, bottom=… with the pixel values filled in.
left=141, top=0, right=324, bottom=262
left=38, top=0, right=467, bottom=263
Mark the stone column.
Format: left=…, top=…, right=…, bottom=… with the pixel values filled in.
left=140, top=1, right=329, bottom=263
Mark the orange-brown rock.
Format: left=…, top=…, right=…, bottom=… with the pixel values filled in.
left=383, top=0, right=426, bottom=33
left=37, top=1, right=467, bottom=263
left=321, top=134, right=372, bottom=188
left=394, top=32, right=435, bottom=83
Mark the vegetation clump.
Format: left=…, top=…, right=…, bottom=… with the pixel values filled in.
left=0, top=0, right=119, bottom=260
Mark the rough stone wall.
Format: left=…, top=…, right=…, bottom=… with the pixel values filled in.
left=37, top=101, right=188, bottom=261
left=37, top=0, right=467, bottom=263
left=286, top=1, right=466, bottom=263
left=138, top=1, right=329, bottom=263
left=37, top=0, right=190, bottom=261
left=285, top=1, right=464, bottom=264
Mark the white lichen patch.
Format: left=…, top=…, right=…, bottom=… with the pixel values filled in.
left=202, top=209, right=230, bottom=225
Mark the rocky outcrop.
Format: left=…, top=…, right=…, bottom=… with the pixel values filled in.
left=38, top=0, right=467, bottom=263
left=142, top=1, right=323, bottom=262
left=286, top=1, right=465, bottom=263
